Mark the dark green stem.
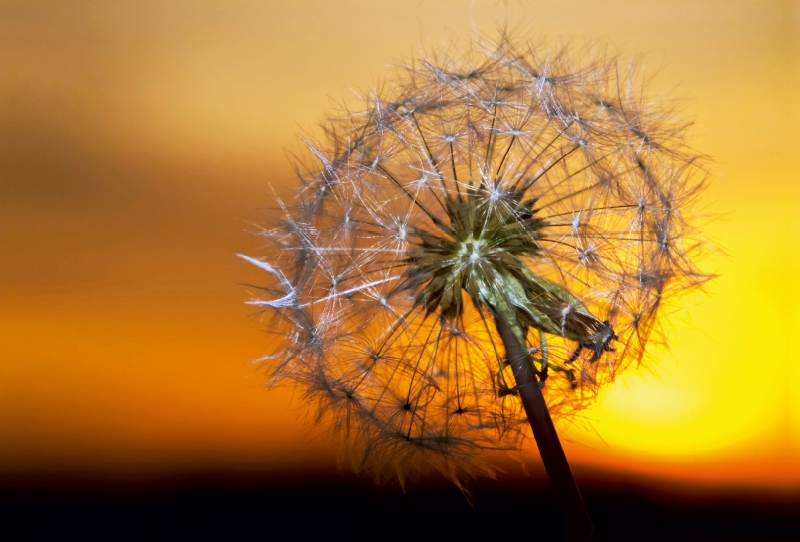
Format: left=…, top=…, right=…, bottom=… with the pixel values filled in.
left=493, top=311, right=594, bottom=542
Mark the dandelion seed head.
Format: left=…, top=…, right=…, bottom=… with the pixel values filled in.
left=243, top=34, right=711, bottom=489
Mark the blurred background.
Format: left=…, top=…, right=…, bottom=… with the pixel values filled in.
left=1, top=1, right=798, bottom=538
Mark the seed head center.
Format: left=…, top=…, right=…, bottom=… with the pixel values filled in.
left=460, top=238, right=484, bottom=264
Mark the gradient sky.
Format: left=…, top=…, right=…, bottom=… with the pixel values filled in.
left=1, top=1, right=799, bottom=490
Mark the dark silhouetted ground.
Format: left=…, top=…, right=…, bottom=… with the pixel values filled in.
left=2, top=467, right=798, bottom=540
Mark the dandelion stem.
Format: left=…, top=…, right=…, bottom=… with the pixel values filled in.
left=495, top=134, right=516, bottom=180
left=492, top=310, right=594, bottom=542
left=449, top=141, right=461, bottom=197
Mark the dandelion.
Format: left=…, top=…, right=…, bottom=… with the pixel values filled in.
left=241, top=35, right=709, bottom=539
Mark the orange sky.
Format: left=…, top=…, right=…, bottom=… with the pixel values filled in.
left=1, top=1, right=799, bottom=491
